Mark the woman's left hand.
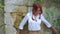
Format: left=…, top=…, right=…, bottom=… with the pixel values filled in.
left=50, top=26, right=58, bottom=34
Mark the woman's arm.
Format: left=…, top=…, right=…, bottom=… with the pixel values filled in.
left=41, top=14, right=52, bottom=28
left=17, top=13, right=29, bottom=34
left=41, top=14, right=58, bottom=34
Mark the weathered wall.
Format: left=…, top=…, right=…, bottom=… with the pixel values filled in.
left=4, top=0, right=28, bottom=34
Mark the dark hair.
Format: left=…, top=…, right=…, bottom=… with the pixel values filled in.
left=32, top=3, right=42, bottom=14
left=32, top=3, right=42, bottom=21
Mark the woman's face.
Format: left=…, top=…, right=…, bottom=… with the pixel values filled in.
left=36, top=8, right=41, bottom=14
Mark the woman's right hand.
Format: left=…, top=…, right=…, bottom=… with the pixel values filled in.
left=17, top=29, right=22, bottom=34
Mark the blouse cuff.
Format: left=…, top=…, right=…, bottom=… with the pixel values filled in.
left=47, top=24, right=52, bottom=28
left=19, top=26, right=23, bottom=30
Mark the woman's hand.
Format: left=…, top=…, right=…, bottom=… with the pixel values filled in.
left=17, top=29, right=22, bottom=34
left=50, top=26, right=58, bottom=34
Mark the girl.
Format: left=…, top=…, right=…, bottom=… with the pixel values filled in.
left=17, top=3, right=58, bottom=34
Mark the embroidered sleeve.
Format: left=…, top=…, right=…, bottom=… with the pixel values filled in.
left=19, top=13, right=29, bottom=30
left=41, top=14, right=52, bottom=28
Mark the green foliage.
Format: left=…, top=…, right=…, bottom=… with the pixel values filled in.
left=0, top=0, right=4, bottom=10
left=50, top=0, right=60, bottom=4
left=57, top=16, right=60, bottom=26
left=34, top=0, right=43, bottom=3
left=0, top=4, right=3, bottom=10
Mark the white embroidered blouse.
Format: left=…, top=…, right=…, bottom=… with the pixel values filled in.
left=19, top=11, right=52, bottom=31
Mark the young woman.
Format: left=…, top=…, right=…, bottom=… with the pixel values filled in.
left=17, top=3, right=58, bottom=34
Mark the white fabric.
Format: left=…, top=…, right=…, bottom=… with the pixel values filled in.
left=19, top=12, right=52, bottom=31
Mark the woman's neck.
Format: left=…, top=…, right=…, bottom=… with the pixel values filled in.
left=33, top=12, right=38, bottom=16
